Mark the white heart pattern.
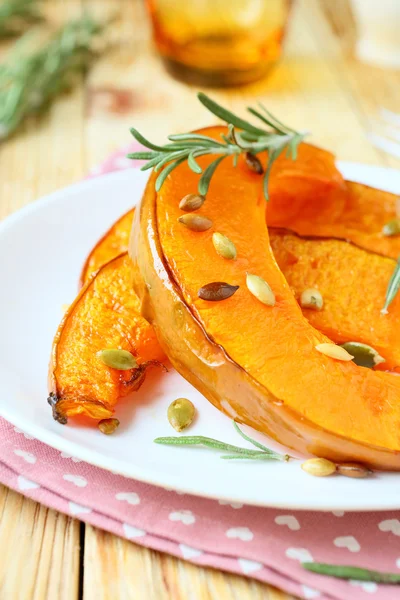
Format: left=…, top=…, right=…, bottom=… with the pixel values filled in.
left=274, top=515, right=300, bottom=531
left=226, top=527, right=254, bottom=542
left=69, top=502, right=92, bottom=516
left=396, top=557, right=400, bottom=569
left=179, top=544, right=203, bottom=560
left=332, top=511, right=345, bottom=517
left=63, top=474, right=88, bottom=488
left=17, top=475, right=40, bottom=491
left=218, top=500, right=243, bottom=509
left=237, top=558, right=263, bottom=574
left=302, top=585, right=321, bottom=599
left=333, top=536, right=361, bottom=553
left=350, top=580, right=378, bottom=593
left=115, top=492, right=140, bottom=505
left=60, top=452, right=82, bottom=463
left=13, top=427, right=34, bottom=440
left=379, top=519, right=400, bottom=536
left=169, top=510, right=196, bottom=525
left=285, top=547, right=313, bottom=562
left=13, top=449, right=37, bottom=464
left=123, top=523, right=146, bottom=539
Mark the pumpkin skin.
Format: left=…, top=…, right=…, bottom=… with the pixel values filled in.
left=130, top=126, right=400, bottom=470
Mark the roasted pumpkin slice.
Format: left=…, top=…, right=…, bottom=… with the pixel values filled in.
left=269, top=180, right=400, bottom=260
left=270, top=229, right=400, bottom=370
left=80, top=209, right=135, bottom=286
left=131, top=126, right=400, bottom=470
left=86, top=189, right=399, bottom=372
left=49, top=252, right=165, bottom=423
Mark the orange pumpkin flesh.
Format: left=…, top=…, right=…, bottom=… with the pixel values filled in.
left=130, top=126, right=400, bottom=469
left=271, top=230, right=400, bottom=371
left=270, top=181, right=400, bottom=260
left=84, top=194, right=400, bottom=372
left=80, top=209, right=135, bottom=286
left=49, top=253, right=165, bottom=423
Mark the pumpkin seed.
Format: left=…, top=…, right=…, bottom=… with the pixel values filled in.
left=246, top=273, right=275, bottom=306
left=340, top=342, right=385, bottom=369
left=336, top=462, right=372, bottom=479
left=300, top=288, right=323, bottom=311
left=178, top=214, right=212, bottom=231
left=382, top=219, right=400, bottom=237
left=179, top=193, right=205, bottom=212
left=198, top=282, right=239, bottom=301
left=315, top=343, right=354, bottom=362
left=97, top=349, right=138, bottom=370
left=98, top=418, right=120, bottom=435
left=167, top=398, right=196, bottom=432
left=245, top=152, right=264, bottom=174
left=301, top=457, right=337, bottom=477
left=212, top=232, right=237, bottom=260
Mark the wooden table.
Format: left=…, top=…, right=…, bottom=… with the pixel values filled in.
left=1, top=1, right=399, bottom=598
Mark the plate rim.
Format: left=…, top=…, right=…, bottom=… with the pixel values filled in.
left=2, top=161, right=400, bottom=512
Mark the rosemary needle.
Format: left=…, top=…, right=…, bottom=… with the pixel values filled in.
left=154, top=421, right=290, bottom=462
left=382, top=256, right=400, bottom=314
left=303, top=562, right=400, bottom=584
left=128, top=92, right=307, bottom=201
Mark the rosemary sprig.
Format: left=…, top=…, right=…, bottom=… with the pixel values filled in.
left=154, top=421, right=290, bottom=462
left=0, top=0, right=42, bottom=38
left=302, top=562, right=400, bottom=585
left=0, top=14, right=106, bottom=140
left=128, top=92, right=307, bottom=201
left=382, top=256, right=400, bottom=314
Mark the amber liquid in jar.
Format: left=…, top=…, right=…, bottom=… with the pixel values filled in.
left=146, top=0, right=292, bottom=86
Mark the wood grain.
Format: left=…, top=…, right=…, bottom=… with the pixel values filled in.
left=0, top=484, right=80, bottom=600
left=83, top=525, right=295, bottom=600
left=0, top=0, right=399, bottom=598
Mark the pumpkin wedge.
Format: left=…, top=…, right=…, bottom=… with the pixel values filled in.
left=130, top=126, right=400, bottom=470
left=49, top=252, right=165, bottom=423
left=269, top=181, right=400, bottom=260
left=80, top=209, right=135, bottom=286
left=87, top=201, right=400, bottom=371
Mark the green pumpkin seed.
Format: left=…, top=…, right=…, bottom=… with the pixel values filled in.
left=246, top=273, right=275, bottom=306
left=198, top=282, right=239, bottom=301
left=168, top=398, right=196, bottom=432
left=382, top=219, right=400, bottom=237
left=178, top=214, right=212, bottom=231
left=301, top=457, right=336, bottom=477
left=315, top=343, right=354, bottom=362
left=300, top=288, right=323, bottom=310
left=340, top=342, right=385, bottom=369
left=98, top=418, right=120, bottom=435
left=97, top=349, right=138, bottom=370
left=336, top=462, right=372, bottom=479
left=179, top=193, right=205, bottom=212
left=212, top=232, right=237, bottom=260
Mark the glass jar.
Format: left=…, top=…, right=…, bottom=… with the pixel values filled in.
left=146, top=0, right=293, bottom=86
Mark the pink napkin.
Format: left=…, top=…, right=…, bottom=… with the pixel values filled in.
left=2, top=147, right=400, bottom=600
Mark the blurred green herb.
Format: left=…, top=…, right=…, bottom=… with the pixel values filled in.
left=303, top=562, right=400, bottom=584
left=0, top=14, right=106, bottom=140
left=128, top=92, right=308, bottom=201
left=0, top=0, right=42, bottom=38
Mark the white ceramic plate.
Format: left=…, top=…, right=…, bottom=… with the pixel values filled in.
left=1, top=162, right=400, bottom=512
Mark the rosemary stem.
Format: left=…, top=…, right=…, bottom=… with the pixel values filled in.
left=303, top=562, right=400, bottom=584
